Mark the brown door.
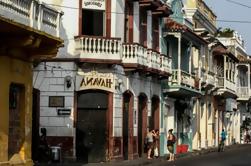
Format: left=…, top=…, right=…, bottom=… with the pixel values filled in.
left=140, top=8, right=147, bottom=47
left=138, top=94, right=147, bottom=157
left=123, top=93, right=130, bottom=160
left=149, top=96, right=160, bottom=131
left=76, top=91, right=108, bottom=163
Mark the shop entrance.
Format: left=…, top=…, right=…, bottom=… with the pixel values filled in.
left=76, top=91, right=108, bottom=163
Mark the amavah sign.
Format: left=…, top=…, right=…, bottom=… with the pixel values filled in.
left=82, top=0, right=106, bottom=10
left=79, top=70, right=115, bottom=92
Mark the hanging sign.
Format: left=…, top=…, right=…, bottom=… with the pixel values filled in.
left=79, top=70, right=114, bottom=92
left=82, top=0, right=106, bottom=10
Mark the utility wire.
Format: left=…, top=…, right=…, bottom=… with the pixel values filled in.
left=46, top=3, right=251, bottom=24
left=226, top=0, right=251, bottom=8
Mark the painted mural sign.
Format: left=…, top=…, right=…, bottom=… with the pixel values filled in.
left=79, top=70, right=114, bottom=92
left=82, top=0, right=106, bottom=10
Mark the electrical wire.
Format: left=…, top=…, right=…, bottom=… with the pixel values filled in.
left=226, top=0, right=251, bottom=9
left=45, top=3, right=251, bottom=24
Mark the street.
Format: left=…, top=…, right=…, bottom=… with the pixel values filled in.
left=159, top=144, right=251, bottom=166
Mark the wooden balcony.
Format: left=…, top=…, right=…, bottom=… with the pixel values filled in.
left=164, top=69, right=200, bottom=97
left=216, top=77, right=236, bottom=97
left=237, top=87, right=250, bottom=101
left=122, top=43, right=171, bottom=76
left=0, top=0, right=62, bottom=38
left=170, top=70, right=199, bottom=88
left=75, top=36, right=122, bottom=63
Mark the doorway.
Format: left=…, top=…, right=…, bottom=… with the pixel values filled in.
left=138, top=94, right=147, bottom=157
left=76, top=91, right=108, bottom=163
left=32, top=88, right=40, bottom=161
left=82, top=9, right=105, bottom=36
left=123, top=91, right=133, bottom=160
left=149, top=96, right=160, bottom=131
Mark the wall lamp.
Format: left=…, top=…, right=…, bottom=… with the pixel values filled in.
left=65, top=76, right=72, bottom=88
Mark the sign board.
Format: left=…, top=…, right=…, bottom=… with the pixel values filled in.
left=82, top=0, right=106, bottom=10
left=57, top=109, right=71, bottom=116
left=79, top=70, right=115, bottom=92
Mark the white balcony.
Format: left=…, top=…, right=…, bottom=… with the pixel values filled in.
left=0, top=0, right=62, bottom=38
left=122, top=43, right=171, bottom=75
left=75, top=36, right=122, bottom=62
left=237, top=87, right=250, bottom=100
left=122, top=43, right=148, bottom=67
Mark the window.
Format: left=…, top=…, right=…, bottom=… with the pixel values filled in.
left=82, top=9, right=105, bottom=36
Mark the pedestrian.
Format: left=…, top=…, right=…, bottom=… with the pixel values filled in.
left=153, top=129, right=160, bottom=158
left=166, top=129, right=176, bottom=161
left=244, top=128, right=250, bottom=144
left=146, top=129, right=156, bottom=159
left=218, top=129, right=226, bottom=152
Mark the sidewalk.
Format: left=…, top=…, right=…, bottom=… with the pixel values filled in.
left=36, top=144, right=243, bottom=166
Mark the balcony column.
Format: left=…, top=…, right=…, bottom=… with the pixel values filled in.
left=133, top=2, right=140, bottom=43
left=177, top=34, right=181, bottom=84
left=189, top=45, right=192, bottom=74
left=224, top=55, right=226, bottom=89
left=248, top=64, right=250, bottom=94
left=147, top=11, right=152, bottom=49
left=29, top=0, right=34, bottom=28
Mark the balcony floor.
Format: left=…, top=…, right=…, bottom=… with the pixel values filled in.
left=163, top=85, right=201, bottom=98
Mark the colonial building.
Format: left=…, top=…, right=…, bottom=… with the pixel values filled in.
left=162, top=0, right=207, bottom=155
left=0, top=0, right=62, bottom=165
left=218, top=30, right=249, bottom=144
left=33, top=0, right=172, bottom=163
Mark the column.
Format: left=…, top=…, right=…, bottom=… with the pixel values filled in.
left=133, top=2, right=140, bottom=43
left=177, top=34, right=181, bottom=84
left=147, top=11, right=152, bottom=49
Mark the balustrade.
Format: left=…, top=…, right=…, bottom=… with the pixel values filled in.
left=0, top=0, right=62, bottom=37
left=75, top=36, right=122, bottom=60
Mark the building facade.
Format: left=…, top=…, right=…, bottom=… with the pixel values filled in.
left=33, top=0, right=173, bottom=163
left=0, top=0, right=62, bottom=165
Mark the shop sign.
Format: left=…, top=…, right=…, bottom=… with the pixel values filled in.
left=82, top=0, right=106, bottom=10
left=79, top=71, right=114, bottom=92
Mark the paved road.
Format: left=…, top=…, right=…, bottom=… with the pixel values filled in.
left=160, top=144, right=251, bottom=166
left=37, top=144, right=251, bottom=166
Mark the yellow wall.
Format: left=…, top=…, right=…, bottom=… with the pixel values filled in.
left=0, top=56, right=33, bottom=165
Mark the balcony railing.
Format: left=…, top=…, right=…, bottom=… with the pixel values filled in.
left=237, top=87, right=250, bottom=99
left=75, top=36, right=122, bottom=61
left=170, top=69, right=198, bottom=89
left=217, top=77, right=236, bottom=92
left=0, top=0, right=62, bottom=37
left=122, top=43, right=171, bottom=74
left=122, top=43, right=148, bottom=66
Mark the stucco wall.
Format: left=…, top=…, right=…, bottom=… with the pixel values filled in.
left=0, top=56, right=33, bottom=165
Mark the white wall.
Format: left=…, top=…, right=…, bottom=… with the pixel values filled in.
left=33, top=62, right=76, bottom=136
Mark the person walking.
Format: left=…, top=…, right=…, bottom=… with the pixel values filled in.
left=153, top=129, right=160, bottom=158
left=218, top=129, right=226, bottom=152
left=166, top=129, right=176, bottom=161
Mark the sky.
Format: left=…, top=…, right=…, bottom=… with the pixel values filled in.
left=204, top=0, right=251, bottom=54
